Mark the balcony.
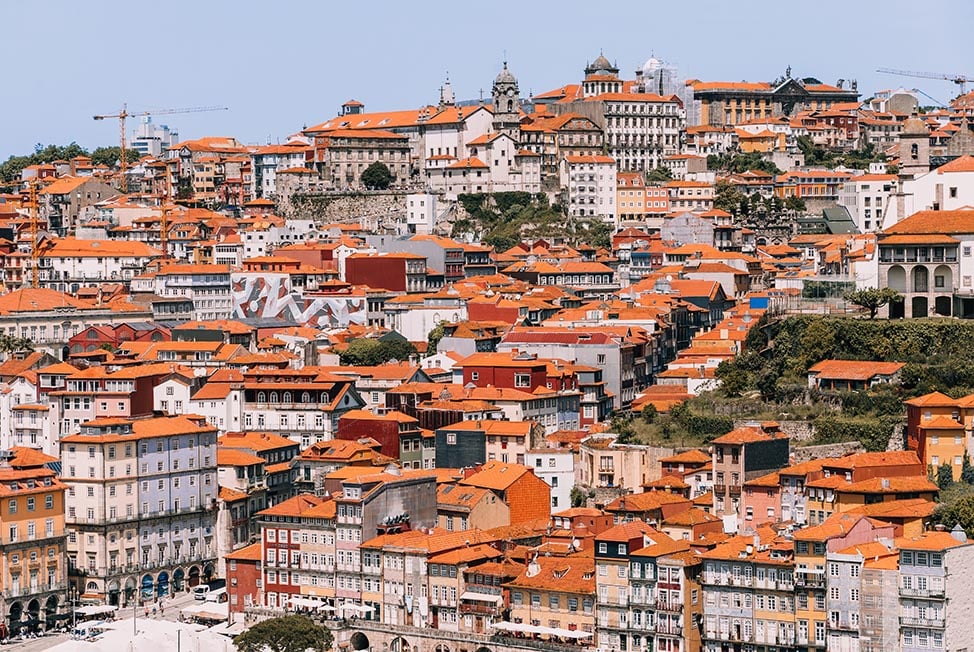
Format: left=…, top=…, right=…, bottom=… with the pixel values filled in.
left=899, top=586, right=945, bottom=598
left=728, top=484, right=741, bottom=496
left=655, top=622, right=682, bottom=636
left=900, top=616, right=945, bottom=628
left=794, top=572, right=826, bottom=588
left=713, top=483, right=726, bottom=495
left=459, top=603, right=497, bottom=616
left=655, top=601, right=682, bottom=613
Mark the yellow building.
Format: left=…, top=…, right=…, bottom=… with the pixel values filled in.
left=0, top=450, right=69, bottom=632
left=505, top=555, right=595, bottom=637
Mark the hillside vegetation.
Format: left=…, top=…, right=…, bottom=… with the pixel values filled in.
left=630, top=316, right=974, bottom=452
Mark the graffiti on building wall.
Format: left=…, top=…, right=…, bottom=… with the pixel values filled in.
left=231, top=274, right=367, bottom=327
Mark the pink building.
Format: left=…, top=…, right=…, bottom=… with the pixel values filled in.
left=740, top=471, right=781, bottom=530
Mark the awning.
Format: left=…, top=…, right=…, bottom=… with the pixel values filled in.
left=549, top=627, right=592, bottom=638
left=339, top=602, right=373, bottom=615
left=209, top=620, right=247, bottom=637
left=460, top=592, right=502, bottom=604
left=289, top=597, right=334, bottom=611
left=75, top=605, right=119, bottom=617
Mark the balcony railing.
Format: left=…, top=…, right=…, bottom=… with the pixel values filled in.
left=900, top=616, right=945, bottom=628
left=899, top=586, right=945, bottom=598
left=655, top=601, right=683, bottom=613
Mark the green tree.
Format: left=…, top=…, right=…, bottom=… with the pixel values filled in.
left=962, top=453, right=974, bottom=485
left=610, top=413, right=637, bottom=444
left=234, top=615, right=331, bottom=652
left=427, top=321, right=447, bottom=353
left=361, top=162, right=393, bottom=190
left=641, top=403, right=658, bottom=424
left=90, top=146, right=142, bottom=168
left=0, top=334, right=34, bottom=354
left=713, top=180, right=745, bottom=215
left=645, top=167, right=673, bottom=183
left=570, top=486, right=588, bottom=508
left=933, top=493, right=974, bottom=535
left=937, top=462, right=955, bottom=491
left=784, top=196, right=806, bottom=212
left=339, top=338, right=417, bottom=366
left=843, top=287, right=901, bottom=319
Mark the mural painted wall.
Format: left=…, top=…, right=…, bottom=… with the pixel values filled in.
left=231, top=273, right=367, bottom=328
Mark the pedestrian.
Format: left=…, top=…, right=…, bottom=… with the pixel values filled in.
left=160, top=605, right=165, bottom=617
left=144, top=606, right=149, bottom=618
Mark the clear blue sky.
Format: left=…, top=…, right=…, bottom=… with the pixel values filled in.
left=2, top=0, right=971, bottom=159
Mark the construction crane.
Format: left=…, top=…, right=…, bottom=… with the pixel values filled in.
left=91, top=105, right=228, bottom=192
left=877, top=68, right=973, bottom=96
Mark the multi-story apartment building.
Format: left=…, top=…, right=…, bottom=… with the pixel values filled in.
left=595, top=521, right=660, bottom=651
left=60, top=414, right=219, bottom=606
left=0, top=452, right=68, bottom=632
left=240, top=368, right=367, bottom=448
left=505, top=555, right=596, bottom=637
left=524, top=449, right=574, bottom=512
left=794, top=513, right=896, bottom=652
left=701, top=527, right=797, bottom=652
left=560, top=155, right=618, bottom=223
left=711, top=426, right=790, bottom=519
left=151, top=264, right=233, bottom=321
left=896, top=529, right=974, bottom=652
left=35, top=238, right=162, bottom=292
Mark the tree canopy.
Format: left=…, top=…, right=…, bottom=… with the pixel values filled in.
left=1, top=142, right=108, bottom=183
left=361, top=162, right=393, bottom=190
left=339, top=337, right=417, bottom=366
left=234, top=615, right=332, bottom=652
left=89, top=146, right=142, bottom=168
left=843, top=287, right=901, bottom=319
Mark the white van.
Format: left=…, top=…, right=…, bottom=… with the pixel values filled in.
left=192, top=584, right=211, bottom=601
left=204, top=587, right=228, bottom=603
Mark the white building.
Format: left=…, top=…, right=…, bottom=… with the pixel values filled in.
left=250, top=142, right=310, bottom=199
left=130, top=117, right=178, bottom=157
left=560, top=155, right=618, bottom=224
left=405, top=193, right=437, bottom=235
left=241, top=217, right=320, bottom=259
left=36, top=238, right=162, bottom=291
left=524, top=448, right=574, bottom=511
left=422, top=101, right=495, bottom=162
left=154, top=263, right=233, bottom=321
left=838, top=173, right=899, bottom=233
left=884, top=156, right=974, bottom=229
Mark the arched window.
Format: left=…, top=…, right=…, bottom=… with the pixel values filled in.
left=301, top=392, right=311, bottom=404
left=507, top=100, right=513, bottom=112
left=320, top=392, right=330, bottom=404
left=257, top=392, right=266, bottom=404
left=911, top=143, right=919, bottom=160
left=269, top=392, right=279, bottom=404
left=282, top=392, right=292, bottom=404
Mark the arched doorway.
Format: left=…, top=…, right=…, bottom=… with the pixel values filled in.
left=156, top=571, right=170, bottom=597
left=188, top=566, right=201, bottom=587
left=912, top=296, right=929, bottom=318
left=202, top=564, right=214, bottom=583
left=8, top=602, right=22, bottom=634
left=434, top=645, right=450, bottom=652
left=26, top=599, right=40, bottom=633
left=912, top=266, right=929, bottom=293
left=140, top=574, right=154, bottom=601
left=124, top=577, right=136, bottom=607
left=44, top=596, right=58, bottom=629
left=389, top=636, right=409, bottom=652
left=350, top=632, right=370, bottom=651
left=475, top=647, right=492, bottom=652
left=173, top=569, right=185, bottom=592
left=107, top=581, right=120, bottom=607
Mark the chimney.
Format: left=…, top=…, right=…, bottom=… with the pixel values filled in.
left=934, top=524, right=946, bottom=532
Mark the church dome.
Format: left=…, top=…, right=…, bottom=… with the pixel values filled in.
left=642, top=56, right=662, bottom=74
left=591, top=54, right=613, bottom=71
left=495, top=62, right=516, bottom=84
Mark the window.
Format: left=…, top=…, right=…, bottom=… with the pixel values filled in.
left=514, top=374, right=530, bottom=388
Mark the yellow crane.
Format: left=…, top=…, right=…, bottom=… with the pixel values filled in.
left=91, top=105, right=228, bottom=192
